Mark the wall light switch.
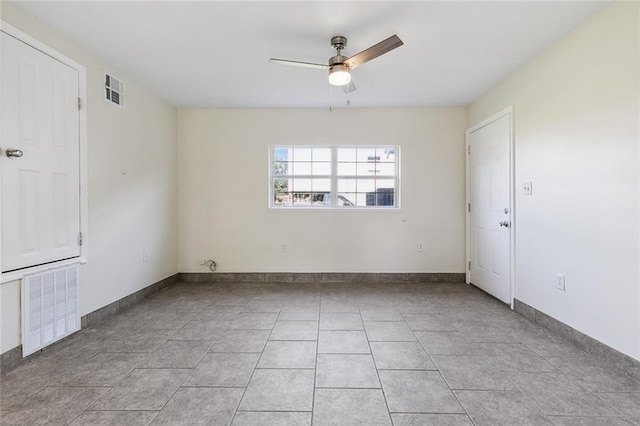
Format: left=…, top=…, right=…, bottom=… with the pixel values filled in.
left=417, top=242, right=424, bottom=252
left=523, top=182, right=533, bottom=196
left=143, top=249, right=149, bottom=263
left=556, top=273, right=565, bottom=291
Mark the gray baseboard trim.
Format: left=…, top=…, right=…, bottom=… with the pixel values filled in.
left=81, top=273, right=179, bottom=328
left=178, top=272, right=466, bottom=284
left=0, top=345, right=23, bottom=375
left=0, top=273, right=179, bottom=375
left=513, top=298, right=640, bottom=382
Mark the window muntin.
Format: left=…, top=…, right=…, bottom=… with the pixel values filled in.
left=270, top=146, right=399, bottom=208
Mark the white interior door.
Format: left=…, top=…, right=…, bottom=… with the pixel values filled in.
left=1, top=32, right=81, bottom=273
left=468, top=112, right=512, bottom=303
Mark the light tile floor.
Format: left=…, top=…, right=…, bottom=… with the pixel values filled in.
left=1, top=281, right=639, bottom=425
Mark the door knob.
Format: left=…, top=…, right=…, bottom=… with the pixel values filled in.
left=5, top=148, right=23, bottom=158
left=499, top=221, right=510, bottom=228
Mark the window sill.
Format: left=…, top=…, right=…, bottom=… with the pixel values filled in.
left=268, top=206, right=401, bottom=211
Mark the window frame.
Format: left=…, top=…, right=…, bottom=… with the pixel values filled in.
left=268, top=145, right=401, bottom=210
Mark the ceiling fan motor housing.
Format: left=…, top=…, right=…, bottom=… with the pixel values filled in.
left=331, top=36, right=347, bottom=52
left=329, top=55, right=348, bottom=67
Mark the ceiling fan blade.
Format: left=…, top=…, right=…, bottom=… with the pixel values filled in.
left=342, top=80, right=357, bottom=94
left=343, top=34, right=404, bottom=70
left=269, top=58, right=328, bottom=70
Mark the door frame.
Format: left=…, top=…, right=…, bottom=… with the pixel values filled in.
left=0, top=20, right=89, bottom=283
left=465, top=106, right=515, bottom=308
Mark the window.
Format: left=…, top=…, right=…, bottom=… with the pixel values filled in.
left=270, top=146, right=399, bottom=208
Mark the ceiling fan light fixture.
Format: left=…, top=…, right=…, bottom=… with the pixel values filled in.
left=328, top=64, right=351, bottom=86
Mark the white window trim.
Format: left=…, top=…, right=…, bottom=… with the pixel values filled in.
left=0, top=21, right=89, bottom=285
left=268, top=145, right=401, bottom=210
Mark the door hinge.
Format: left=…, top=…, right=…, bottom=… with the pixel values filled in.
left=468, top=203, right=471, bottom=212
left=78, top=232, right=83, bottom=246
left=468, top=261, right=471, bottom=270
left=467, top=145, right=471, bottom=155
left=78, top=98, right=82, bottom=110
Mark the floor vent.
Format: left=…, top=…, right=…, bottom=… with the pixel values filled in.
left=22, top=264, right=80, bottom=357
left=104, top=72, right=125, bottom=108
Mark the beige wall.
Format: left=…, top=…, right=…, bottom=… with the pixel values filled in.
left=468, top=2, right=640, bottom=360
left=178, top=108, right=466, bottom=274
left=0, top=3, right=179, bottom=353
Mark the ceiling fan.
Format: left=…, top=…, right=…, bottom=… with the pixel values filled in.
left=269, top=34, right=404, bottom=93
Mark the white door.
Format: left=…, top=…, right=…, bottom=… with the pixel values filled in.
left=1, top=32, right=81, bottom=273
left=468, top=112, right=512, bottom=304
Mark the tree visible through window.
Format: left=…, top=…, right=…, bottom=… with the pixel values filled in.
left=270, top=146, right=399, bottom=208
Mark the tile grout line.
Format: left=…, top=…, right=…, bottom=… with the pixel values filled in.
left=228, top=288, right=281, bottom=424
left=309, top=285, right=323, bottom=426
left=58, top=385, right=114, bottom=426
left=358, top=296, right=395, bottom=425
left=396, top=298, right=478, bottom=426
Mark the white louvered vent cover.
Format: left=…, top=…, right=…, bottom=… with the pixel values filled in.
left=104, top=72, right=125, bottom=108
left=22, top=264, right=80, bottom=357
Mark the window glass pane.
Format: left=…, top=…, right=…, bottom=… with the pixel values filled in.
left=292, top=162, right=311, bottom=175
left=273, top=178, right=291, bottom=206
left=338, top=179, right=356, bottom=192
left=357, top=148, right=377, bottom=162
left=313, top=162, right=331, bottom=175
left=357, top=179, right=375, bottom=193
left=273, top=147, right=290, bottom=161
left=292, top=178, right=312, bottom=192
left=354, top=193, right=369, bottom=207
left=312, top=178, right=331, bottom=192
left=377, top=163, right=396, bottom=176
left=376, top=178, right=395, bottom=191
left=337, top=192, right=356, bottom=207
left=313, top=148, right=331, bottom=162
left=377, top=147, right=395, bottom=161
left=273, top=161, right=290, bottom=176
left=337, top=162, right=356, bottom=176
left=293, top=192, right=311, bottom=205
left=337, top=193, right=356, bottom=206
left=357, top=162, right=377, bottom=177
left=293, top=147, right=312, bottom=161
left=337, top=148, right=356, bottom=162
left=311, top=193, right=330, bottom=206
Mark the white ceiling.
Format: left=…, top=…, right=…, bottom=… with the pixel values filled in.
left=11, top=1, right=609, bottom=108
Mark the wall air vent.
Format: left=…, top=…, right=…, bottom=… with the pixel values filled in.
left=22, top=264, right=80, bottom=356
left=104, top=72, right=125, bottom=108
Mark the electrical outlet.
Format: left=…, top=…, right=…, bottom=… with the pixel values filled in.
left=556, top=273, right=565, bottom=291
left=198, top=257, right=206, bottom=265
left=280, top=243, right=287, bottom=253
left=417, top=242, right=424, bottom=252
left=523, top=181, right=533, bottom=196
left=142, top=249, right=149, bottom=263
